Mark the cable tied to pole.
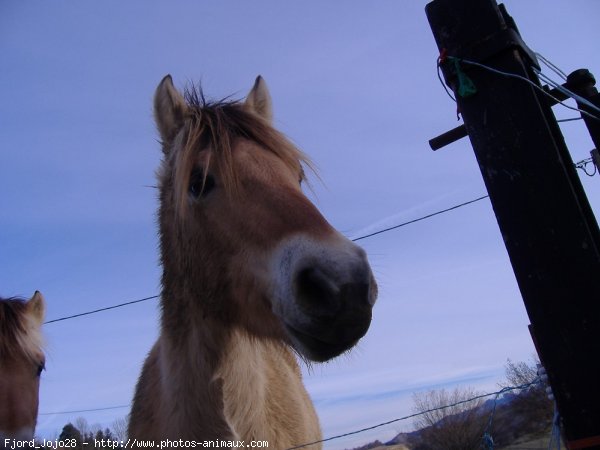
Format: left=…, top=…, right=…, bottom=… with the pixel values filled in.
left=435, top=51, right=600, bottom=122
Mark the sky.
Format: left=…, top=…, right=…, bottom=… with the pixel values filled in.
left=1, top=1, right=599, bottom=448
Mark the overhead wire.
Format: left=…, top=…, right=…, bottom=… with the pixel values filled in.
left=43, top=295, right=159, bottom=325
left=456, top=58, right=600, bottom=122
left=351, top=195, right=489, bottom=242
left=39, top=405, right=130, bottom=416
left=535, top=52, right=567, bottom=81
left=437, top=53, right=600, bottom=122
left=535, top=68, right=600, bottom=118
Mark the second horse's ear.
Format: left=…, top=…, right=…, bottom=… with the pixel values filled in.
left=245, top=76, right=273, bottom=124
left=27, top=291, right=46, bottom=325
left=154, top=75, right=189, bottom=146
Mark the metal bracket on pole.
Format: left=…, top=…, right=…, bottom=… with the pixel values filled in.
left=592, top=149, right=600, bottom=173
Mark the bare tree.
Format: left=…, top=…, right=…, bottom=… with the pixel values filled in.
left=90, top=423, right=104, bottom=441
left=501, top=357, right=539, bottom=388
left=74, top=417, right=90, bottom=441
left=410, top=386, right=487, bottom=450
left=496, top=358, right=553, bottom=437
left=111, top=417, right=128, bottom=441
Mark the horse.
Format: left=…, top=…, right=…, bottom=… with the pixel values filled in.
left=128, top=75, right=378, bottom=448
left=0, top=291, right=46, bottom=441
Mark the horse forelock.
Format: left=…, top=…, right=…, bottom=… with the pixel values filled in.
left=161, top=84, right=313, bottom=218
left=0, top=298, right=44, bottom=364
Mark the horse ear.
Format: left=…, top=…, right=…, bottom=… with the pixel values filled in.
left=154, top=74, right=189, bottom=146
left=245, top=76, right=273, bottom=123
left=27, top=291, right=46, bottom=325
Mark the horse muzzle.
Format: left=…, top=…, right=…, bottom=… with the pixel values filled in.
left=270, top=234, right=377, bottom=362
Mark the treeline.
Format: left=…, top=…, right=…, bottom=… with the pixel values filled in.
left=34, top=417, right=127, bottom=449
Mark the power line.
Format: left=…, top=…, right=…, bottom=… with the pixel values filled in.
left=536, top=69, right=600, bottom=119
left=535, top=52, right=567, bottom=81
left=43, top=295, right=159, bottom=325
left=437, top=51, right=600, bottom=122
left=352, top=195, right=489, bottom=242
left=39, top=405, right=130, bottom=416
left=43, top=195, right=490, bottom=325
left=454, top=57, right=600, bottom=122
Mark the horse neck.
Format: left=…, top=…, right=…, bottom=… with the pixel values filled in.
left=158, top=289, right=298, bottom=438
left=159, top=284, right=230, bottom=375
left=157, top=297, right=236, bottom=437
left=156, top=220, right=293, bottom=436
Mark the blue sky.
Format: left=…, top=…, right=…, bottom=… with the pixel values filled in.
left=2, top=1, right=599, bottom=448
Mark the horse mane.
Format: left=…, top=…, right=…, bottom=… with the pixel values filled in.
left=168, top=84, right=313, bottom=214
left=0, top=297, right=43, bottom=363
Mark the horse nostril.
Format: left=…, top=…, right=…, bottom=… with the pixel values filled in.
left=296, top=266, right=341, bottom=317
left=340, top=281, right=371, bottom=307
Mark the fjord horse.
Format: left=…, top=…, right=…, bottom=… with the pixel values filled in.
left=0, top=292, right=45, bottom=440
left=128, top=76, right=377, bottom=448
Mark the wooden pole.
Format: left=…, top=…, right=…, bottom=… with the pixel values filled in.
left=426, top=1, right=600, bottom=447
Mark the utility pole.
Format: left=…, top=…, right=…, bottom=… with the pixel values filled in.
left=426, top=1, right=600, bottom=448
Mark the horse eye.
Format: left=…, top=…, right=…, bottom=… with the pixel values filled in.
left=36, top=361, right=45, bottom=377
left=189, top=169, right=215, bottom=199
left=298, top=167, right=305, bottom=186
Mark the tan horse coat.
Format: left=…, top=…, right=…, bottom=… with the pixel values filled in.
left=129, top=76, right=377, bottom=448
